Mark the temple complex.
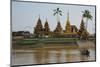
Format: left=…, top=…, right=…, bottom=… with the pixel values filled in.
left=34, top=14, right=86, bottom=38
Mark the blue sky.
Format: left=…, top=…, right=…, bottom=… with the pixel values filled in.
left=12, top=1, right=95, bottom=34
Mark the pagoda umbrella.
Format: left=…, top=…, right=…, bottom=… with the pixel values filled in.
left=53, top=8, right=62, bottom=22
left=82, top=10, right=93, bottom=30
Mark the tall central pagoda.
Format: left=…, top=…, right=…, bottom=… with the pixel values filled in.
left=34, top=13, right=78, bottom=37
left=65, top=12, right=71, bottom=33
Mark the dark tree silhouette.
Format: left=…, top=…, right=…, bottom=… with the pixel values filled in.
left=53, top=8, right=62, bottom=22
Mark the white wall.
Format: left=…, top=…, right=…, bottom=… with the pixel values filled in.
left=0, top=0, right=100, bottom=67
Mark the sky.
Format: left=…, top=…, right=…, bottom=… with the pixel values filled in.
left=12, top=1, right=96, bottom=34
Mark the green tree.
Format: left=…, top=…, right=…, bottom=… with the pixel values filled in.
left=53, top=8, right=62, bottom=22
left=82, top=10, right=93, bottom=30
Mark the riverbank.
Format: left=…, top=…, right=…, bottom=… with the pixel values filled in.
left=12, top=41, right=95, bottom=53
left=12, top=43, right=79, bottom=50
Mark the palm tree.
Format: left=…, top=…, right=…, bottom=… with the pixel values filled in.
left=53, top=8, right=62, bottom=22
left=82, top=10, right=93, bottom=30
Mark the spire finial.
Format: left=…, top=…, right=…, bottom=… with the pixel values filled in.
left=45, top=18, right=48, bottom=22
left=66, top=10, right=70, bottom=26
left=39, top=14, right=40, bottom=19
left=67, top=11, right=69, bottom=21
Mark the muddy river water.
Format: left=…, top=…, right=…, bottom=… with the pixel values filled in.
left=11, top=48, right=95, bottom=66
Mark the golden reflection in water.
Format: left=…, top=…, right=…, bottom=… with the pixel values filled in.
left=33, top=49, right=92, bottom=64
left=12, top=48, right=95, bottom=65
left=66, top=50, right=72, bottom=62
left=44, top=49, right=49, bottom=63
left=33, top=48, right=51, bottom=64
left=56, top=49, right=61, bottom=63
left=33, top=49, right=44, bottom=64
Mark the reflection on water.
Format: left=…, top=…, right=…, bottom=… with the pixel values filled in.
left=12, top=49, right=95, bottom=66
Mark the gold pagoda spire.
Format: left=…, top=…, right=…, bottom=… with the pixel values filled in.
left=67, top=12, right=69, bottom=20
left=65, top=11, right=71, bottom=33
left=66, top=12, right=70, bottom=26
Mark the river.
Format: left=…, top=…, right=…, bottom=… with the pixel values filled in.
left=11, top=48, right=95, bottom=66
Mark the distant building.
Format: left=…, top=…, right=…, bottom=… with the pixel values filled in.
left=12, top=31, right=31, bottom=38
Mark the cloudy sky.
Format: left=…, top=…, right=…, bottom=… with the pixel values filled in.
left=12, top=1, right=96, bottom=34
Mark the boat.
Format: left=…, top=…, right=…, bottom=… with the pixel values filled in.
left=80, top=49, right=90, bottom=56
